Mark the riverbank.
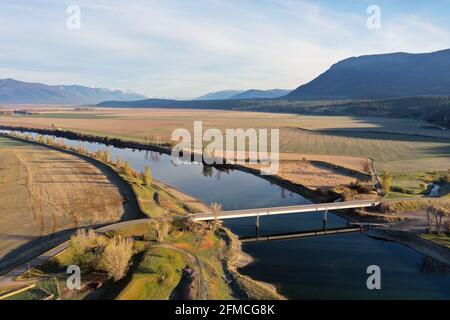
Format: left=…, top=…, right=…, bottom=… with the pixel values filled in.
left=218, top=228, right=285, bottom=300
left=368, top=228, right=450, bottom=266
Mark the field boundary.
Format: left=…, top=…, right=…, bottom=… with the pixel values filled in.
left=293, top=126, right=450, bottom=141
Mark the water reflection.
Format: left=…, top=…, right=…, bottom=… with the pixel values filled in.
left=419, top=256, right=450, bottom=276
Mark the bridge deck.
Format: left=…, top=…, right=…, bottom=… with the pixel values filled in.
left=192, top=200, right=380, bottom=221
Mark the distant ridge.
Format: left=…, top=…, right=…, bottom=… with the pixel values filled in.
left=0, top=78, right=146, bottom=104
left=196, top=88, right=291, bottom=100
left=230, top=89, right=291, bottom=99
left=286, top=49, right=450, bottom=100
left=196, top=90, right=244, bottom=100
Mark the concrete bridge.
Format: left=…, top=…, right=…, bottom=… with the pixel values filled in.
left=191, top=200, right=380, bottom=222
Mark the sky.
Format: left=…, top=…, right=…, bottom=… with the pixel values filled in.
left=0, top=0, right=449, bottom=99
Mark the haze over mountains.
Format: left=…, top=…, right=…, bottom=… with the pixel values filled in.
left=196, top=90, right=244, bottom=100
left=230, top=89, right=291, bottom=99
left=287, top=49, right=450, bottom=100
left=0, top=79, right=146, bottom=104
left=196, top=89, right=291, bottom=100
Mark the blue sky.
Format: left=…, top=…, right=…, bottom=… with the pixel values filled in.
left=1, top=0, right=449, bottom=98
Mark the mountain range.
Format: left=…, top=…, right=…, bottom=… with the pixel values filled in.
left=3, top=49, right=450, bottom=105
left=287, top=49, right=450, bottom=100
left=0, top=79, right=146, bottom=104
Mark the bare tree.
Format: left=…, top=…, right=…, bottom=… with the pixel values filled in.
left=427, top=204, right=449, bottom=234
left=426, top=205, right=433, bottom=233
left=380, top=170, right=393, bottom=196
left=153, top=216, right=171, bottom=242
left=361, top=159, right=371, bottom=174
left=210, top=202, right=222, bottom=231
left=142, top=165, right=153, bottom=187
left=101, top=236, right=134, bottom=281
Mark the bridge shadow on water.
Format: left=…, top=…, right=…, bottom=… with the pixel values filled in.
left=239, top=224, right=363, bottom=244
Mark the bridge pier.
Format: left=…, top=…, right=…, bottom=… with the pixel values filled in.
left=256, top=213, right=260, bottom=239
left=322, top=208, right=328, bottom=233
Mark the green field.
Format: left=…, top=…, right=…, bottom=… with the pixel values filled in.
left=117, top=247, right=186, bottom=300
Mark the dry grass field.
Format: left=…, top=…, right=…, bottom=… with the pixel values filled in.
left=1, top=108, right=449, bottom=168
left=1, top=107, right=449, bottom=194
left=244, top=158, right=372, bottom=191
left=0, top=136, right=130, bottom=272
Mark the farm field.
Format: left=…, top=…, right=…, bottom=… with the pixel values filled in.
left=0, top=136, right=131, bottom=273
left=1, top=108, right=449, bottom=194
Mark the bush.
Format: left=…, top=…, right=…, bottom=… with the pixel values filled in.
left=391, top=186, right=415, bottom=195
left=376, top=202, right=392, bottom=213
left=357, top=184, right=374, bottom=194
left=69, top=229, right=107, bottom=272
left=434, top=171, right=449, bottom=184
left=349, top=181, right=361, bottom=190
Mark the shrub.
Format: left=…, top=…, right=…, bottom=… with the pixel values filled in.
left=391, top=186, right=415, bottom=195
left=377, top=201, right=392, bottom=213
left=69, top=229, right=106, bottom=272
left=349, top=181, right=361, bottom=190
left=357, top=184, right=374, bottom=194
left=434, top=171, right=449, bottom=184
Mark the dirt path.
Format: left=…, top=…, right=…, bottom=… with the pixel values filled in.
left=155, top=244, right=208, bottom=300
left=0, top=137, right=141, bottom=274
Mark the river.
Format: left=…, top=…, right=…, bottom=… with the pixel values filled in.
left=5, top=131, right=450, bottom=299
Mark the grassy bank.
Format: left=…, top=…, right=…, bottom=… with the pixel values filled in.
left=421, top=234, right=450, bottom=249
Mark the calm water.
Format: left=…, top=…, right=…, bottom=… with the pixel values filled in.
left=7, top=132, right=450, bottom=299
